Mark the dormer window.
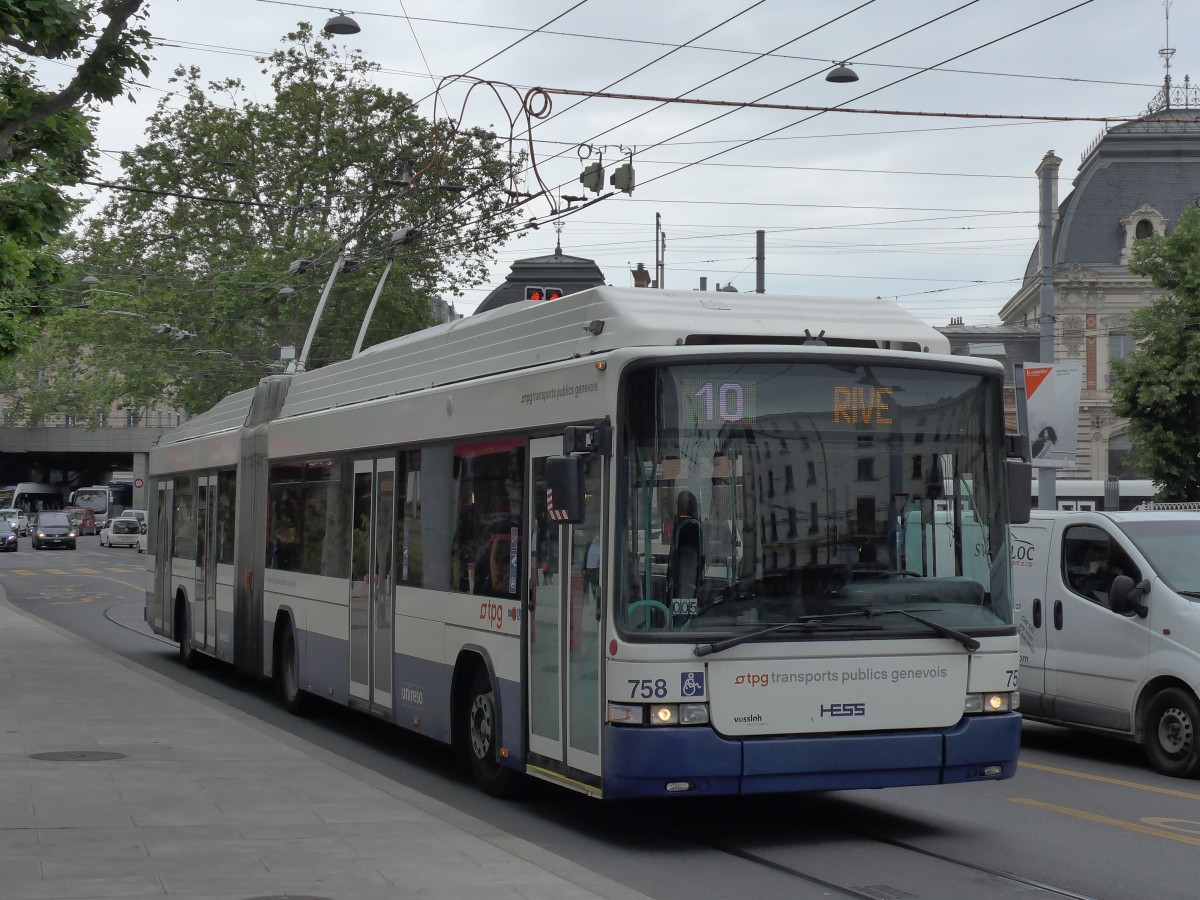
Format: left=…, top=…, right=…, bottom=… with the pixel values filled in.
left=1119, top=203, right=1166, bottom=264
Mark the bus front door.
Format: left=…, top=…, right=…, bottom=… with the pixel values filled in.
left=349, top=457, right=395, bottom=714
left=195, top=475, right=218, bottom=655
left=527, top=438, right=602, bottom=784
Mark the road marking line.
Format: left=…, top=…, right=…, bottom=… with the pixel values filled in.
left=1019, top=760, right=1200, bottom=800
left=75, top=567, right=102, bottom=573
left=1011, top=798, right=1200, bottom=846
left=8, top=570, right=38, bottom=576
left=44, top=569, right=70, bottom=575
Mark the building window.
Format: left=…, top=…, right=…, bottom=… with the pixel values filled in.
left=1109, top=332, right=1136, bottom=362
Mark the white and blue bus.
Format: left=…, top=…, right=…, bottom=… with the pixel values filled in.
left=144, top=286, right=1028, bottom=798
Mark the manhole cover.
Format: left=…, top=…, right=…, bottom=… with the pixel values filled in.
left=28, top=751, right=127, bottom=762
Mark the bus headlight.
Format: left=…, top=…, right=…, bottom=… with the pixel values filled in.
left=607, top=702, right=709, bottom=726
left=964, top=692, right=1013, bottom=713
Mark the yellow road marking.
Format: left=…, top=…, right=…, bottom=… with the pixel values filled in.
left=1012, top=798, right=1200, bottom=846
left=44, top=569, right=70, bottom=575
left=1019, top=760, right=1200, bottom=800
left=75, top=567, right=102, bottom=573
left=9, top=570, right=38, bottom=576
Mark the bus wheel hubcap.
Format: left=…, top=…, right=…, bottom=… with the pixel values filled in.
left=470, top=693, right=493, bottom=759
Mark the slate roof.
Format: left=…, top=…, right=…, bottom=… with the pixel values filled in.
left=1021, top=106, right=1200, bottom=285
left=474, top=244, right=607, bottom=313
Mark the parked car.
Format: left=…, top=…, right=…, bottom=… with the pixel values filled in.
left=30, top=511, right=77, bottom=550
left=1013, top=509, right=1200, bottom=777
left=0, top=507, right=28, bottom=536
left=122, top=508, right=148, bottom=533
left=100, top=516, right=141, bottom=548
left=63, top=506, right=99, bottom=536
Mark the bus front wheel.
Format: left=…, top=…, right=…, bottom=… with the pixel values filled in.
left=464, top=667, right=515, bottom=797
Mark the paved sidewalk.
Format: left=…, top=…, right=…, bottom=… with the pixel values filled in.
left=0, top=594, right=649, bottom=900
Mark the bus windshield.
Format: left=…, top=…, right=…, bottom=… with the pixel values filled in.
left=618, top=360, right=1013, bottom=637
left=72, top=488, right=111, bottom=516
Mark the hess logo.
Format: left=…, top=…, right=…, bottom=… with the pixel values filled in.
left=821, top=702, right=866, bottom=717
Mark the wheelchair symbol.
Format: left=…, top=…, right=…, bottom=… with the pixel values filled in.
left=681, top=671, right=704, bottom=697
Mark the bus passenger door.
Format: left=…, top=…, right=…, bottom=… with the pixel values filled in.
left=148, top=480, right=173, bottom=634
left=527, top=439, right=602, bottom=782
left=195, top=474, right=218, bottom=655
left=349, top=457, right=395, bottom=714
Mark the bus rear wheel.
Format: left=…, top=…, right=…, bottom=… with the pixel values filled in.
left=276, top=621, right=307, bottom=716
left=465, top=667, right=515, bottom=797
left=176, top=598, right=200, bottom=670
left=1145, top=688, right=1200, bottom=778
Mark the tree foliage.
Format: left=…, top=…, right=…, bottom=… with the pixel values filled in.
left=5, top=23, right=521, bottom=422
left=0, top=0, right=151, bottom=354
left=1110, top=205, right=1200, bottom=500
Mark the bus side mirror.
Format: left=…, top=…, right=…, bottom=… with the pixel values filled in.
left=1007, top=460, right=1031, bottom=525
left=545, top=455, right=585, bottom=524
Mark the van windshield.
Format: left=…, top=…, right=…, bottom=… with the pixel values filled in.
left=1117, top=519, right=1200, bottom=593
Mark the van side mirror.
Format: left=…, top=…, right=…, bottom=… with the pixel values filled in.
left=1109, top=575, right=1150, bottom=618
left=1007, top=459, right=1031, bottom=525
left=545, top=455, right=585, bottom=524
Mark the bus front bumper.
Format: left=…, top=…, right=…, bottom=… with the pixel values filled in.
left=601, top=712, right=1021, bottom=799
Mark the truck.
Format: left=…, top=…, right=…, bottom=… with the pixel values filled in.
left=1011, top=509, right=1200, bottom=777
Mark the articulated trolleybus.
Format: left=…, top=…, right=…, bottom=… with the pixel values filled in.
left=145, top=286, right=1030, bottom=799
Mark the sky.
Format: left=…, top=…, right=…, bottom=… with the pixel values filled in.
left=69, top=0, right=1200, bottom=323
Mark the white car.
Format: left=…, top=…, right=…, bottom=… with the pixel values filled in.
left=0, top=508, right=28, bottom=536
left=122, top=508, right=148, bottom=532
left=100, top=516, right=142, bottom=548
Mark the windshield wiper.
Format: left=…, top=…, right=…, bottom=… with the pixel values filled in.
left=1178, top=591, right=1200, bottom=599
left=692, top=614, right=882, bottom=657
left=806, top=606, right=979, bottom=651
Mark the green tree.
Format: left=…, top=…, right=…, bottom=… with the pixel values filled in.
left=6, top=23, right=521, bottom=422
left=0, top=0, right=151, bottom=355
left=1110, top=205, right=1200, bottom=500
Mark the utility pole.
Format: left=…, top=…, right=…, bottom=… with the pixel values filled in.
left=654, top=213, right=665, bottom=289
left=756, top=230, right=765, bottom=293
left=1036, top=150, right=1062, bottom=509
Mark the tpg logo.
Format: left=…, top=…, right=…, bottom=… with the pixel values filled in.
left=734, top=672, right=770, bottom=687
left=479, top=601, right=508, bottom=630
left=821, top=702, right=866, bottom=717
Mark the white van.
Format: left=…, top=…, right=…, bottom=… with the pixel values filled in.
left=1012, top=509, right=1200, bottom=777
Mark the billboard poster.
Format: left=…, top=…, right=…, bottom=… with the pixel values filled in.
left=1021, top=364, right=1083, bottom=468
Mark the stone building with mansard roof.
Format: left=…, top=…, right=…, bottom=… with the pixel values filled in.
left=998, top=75, right=1200, bottom=479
